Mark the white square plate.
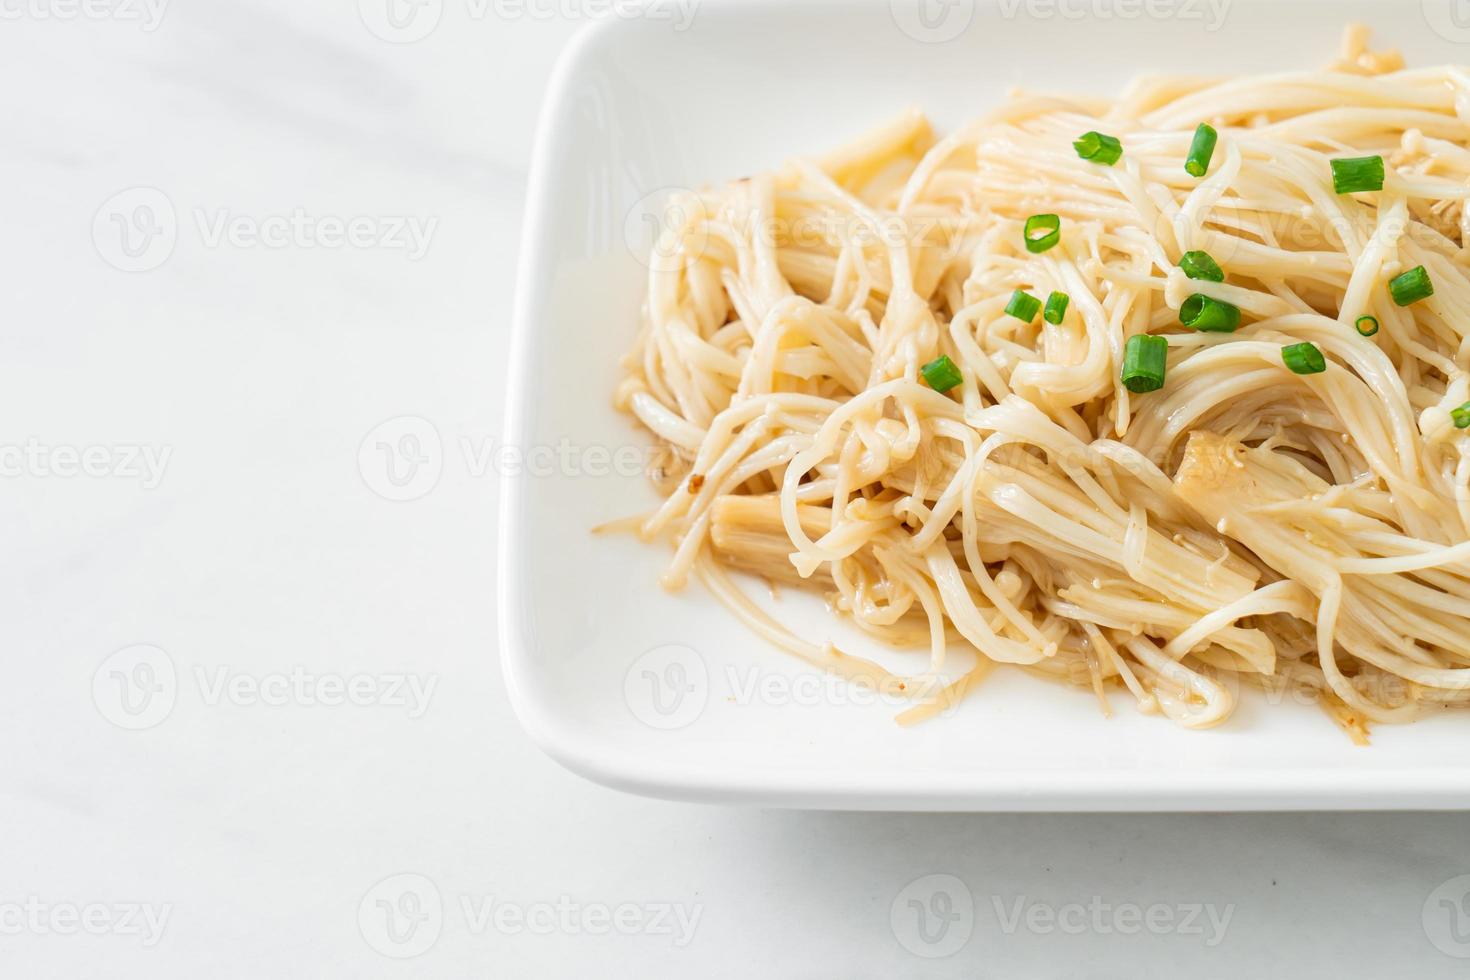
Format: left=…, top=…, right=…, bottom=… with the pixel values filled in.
left=502, top=0, right=1470, bottom=810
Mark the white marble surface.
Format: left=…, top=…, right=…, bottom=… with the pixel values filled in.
left=4, top=1, right=1470, bottom=976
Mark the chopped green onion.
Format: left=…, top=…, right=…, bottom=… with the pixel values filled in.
left=920, top=354, right=963, bottom=393
left=1185, top=123, right=1218, bottom=178
left=1074, top=131, right=1123, bottom=166
left=1121, top=334, right=1168, bottom=393
left=1390, top=265, right=1433, bottom=307
left=1330, top=155, right=1385, bottom=194
left=1179, top=250, right=1224, bottom=282
left=1043, top=291, right=1070, bottom=324
left=1179, top=294, right=1240, bottom=333
left=1005, top=289, right=1042, bottom=322
left=1452, top=402, right=1470, bottom=429
left=1023, top=213, right=1061, bottom=254
left=1282, top=342, right=1327, bottom=375
left=1355, top=315, right=1379, bottom=337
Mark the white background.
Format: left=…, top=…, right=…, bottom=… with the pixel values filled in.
left=5, top=0, right=1470, bottom=976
